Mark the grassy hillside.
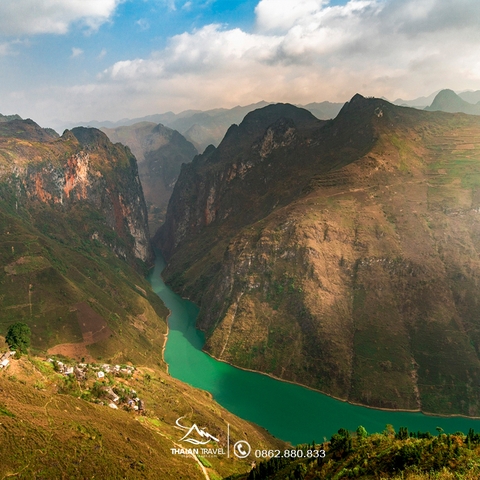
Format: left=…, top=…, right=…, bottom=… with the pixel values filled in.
left=0, top=117, right=166, bottom=366
left=0, top=354, right=285, bottom=479
left=0, top=206, right=168, bottom=367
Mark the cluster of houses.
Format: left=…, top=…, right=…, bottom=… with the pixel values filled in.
left=100, top=385, right=145, bottom=412
left=0, top=351, right=16, bottom=370
left=49, top=358, right=144, bottom=412
left=50, top=359, right=135, bottom=380
left=0, top=353, right=146, bottom=413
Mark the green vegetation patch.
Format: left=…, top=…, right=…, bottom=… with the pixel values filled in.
left=0, top=404, right=15, bottom=418
left=238, top=426, right=480, bottom=480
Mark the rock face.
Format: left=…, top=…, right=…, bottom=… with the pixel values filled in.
left=1, top=122, right=152, bottom=265
left=101, top=122, right=197, bottom=232
left=0, top=117, right=167, bottom=362
left=157, top=96, right=480, bottom=416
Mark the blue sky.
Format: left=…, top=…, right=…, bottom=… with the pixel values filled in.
left=1, top=0, right=480, bottom=130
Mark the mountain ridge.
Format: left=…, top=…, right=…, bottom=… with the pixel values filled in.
left=157, top=95, right=480, bottom=416
left=66, top=100, right=344, bottom=154
left=425, top=89, right=480, bottom=115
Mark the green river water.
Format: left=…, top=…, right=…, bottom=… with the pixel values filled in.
left=148, top=254, right=480, bottom=445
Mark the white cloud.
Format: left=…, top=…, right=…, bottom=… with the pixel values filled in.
left=98, top=0, right=480, bottom=103
left=0, top=39, right=29, bottom=56
left=254, top=0, right=330, bottom=33
left=163, top=0, right=177, bottom=12
left=98, top=48, right=107, bottom=59
left=10, top=0, right=480, bottom=126
left=0, top=0, right=122, bottom=36
left=136, top=18, right=150, bottom=31
left=71, top=47, right=84, bottom=58
left=0, top=42, right=13, bottom=56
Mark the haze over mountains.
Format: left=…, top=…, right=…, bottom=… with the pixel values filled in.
left=63, top=90, right=480, bottom=144
left=425, top=89, right=480, bottom=115
left=73, top=101, right=345, bottom=154
left=101, top=122, right=198, bottom=232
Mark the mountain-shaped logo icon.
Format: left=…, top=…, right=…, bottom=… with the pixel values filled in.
left=175, top=416, right=220, bottom=445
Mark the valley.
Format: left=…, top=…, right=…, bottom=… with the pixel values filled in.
left=3, top=94, right=480, bottom=478
left=0, top=116, right=283, bottom=478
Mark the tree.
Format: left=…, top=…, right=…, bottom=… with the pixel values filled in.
left=5, top=322, right=31, bottom=355
left=330, top=428, right=353, bottom=459
left=356, top=425, right=368, bottom=439
left=396, top=426, right=409, bottom=440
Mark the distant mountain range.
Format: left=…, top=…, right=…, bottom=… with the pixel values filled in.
left=70, top=101, right=345, bottom=154
left=393, top=89, right=480, bottom=111
left=101, top=122, right=197, bottom=232
left=62, top=89, right=480, bottom=154
left=424, top=89, right=480, bottom=115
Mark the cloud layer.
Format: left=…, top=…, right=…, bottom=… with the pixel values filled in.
left=94, top=0, right=480, bottom=114
left=4, top=0, right=480, bottom=126
left=0, top=0, right=121, bottom=35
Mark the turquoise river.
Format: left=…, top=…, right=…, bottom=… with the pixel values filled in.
left=148, top=254, right=480, bottom=445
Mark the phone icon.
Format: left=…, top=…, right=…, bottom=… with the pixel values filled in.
left=233, top=440, right=251, bottom=458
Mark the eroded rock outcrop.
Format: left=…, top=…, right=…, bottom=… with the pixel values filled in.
left=1, top=122, right=152, bottom=265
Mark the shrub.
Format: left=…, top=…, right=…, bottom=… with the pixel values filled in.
left=5, top=322, right=31, bottom=355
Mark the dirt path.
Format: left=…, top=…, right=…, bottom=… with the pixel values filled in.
left=145, top=422, right=210, bottom=480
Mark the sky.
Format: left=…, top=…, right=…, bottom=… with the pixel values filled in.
left=1, top=0, right=480, bottom=130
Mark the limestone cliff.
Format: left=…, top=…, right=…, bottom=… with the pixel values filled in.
left=157, top=96, right=480, bottom=416
left=0, top=122, right=152, bottom=265
left=0, top=118, right=164, bottom=364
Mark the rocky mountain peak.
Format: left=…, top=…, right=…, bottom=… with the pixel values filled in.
left=240, top=103, right=319, bottom=132
left=71, top=126, right=113, bottom=150
left=0, top=117, right=59, bottom=142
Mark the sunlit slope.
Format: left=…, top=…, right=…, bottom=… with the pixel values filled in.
left=0, top=118, right=165, bottom=365
left=158, top=96, right=480, bottom=415
left=0, top=356, right=284, bottom=479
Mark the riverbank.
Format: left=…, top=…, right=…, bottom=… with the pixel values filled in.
left=207, top=351, right=423, bottom=414
left=152, top=253, right=480, bottom=444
